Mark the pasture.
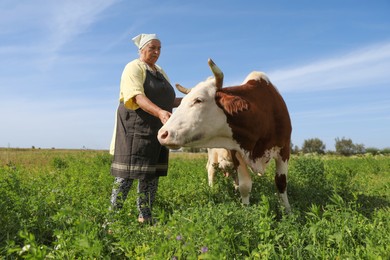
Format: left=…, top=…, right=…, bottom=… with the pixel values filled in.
left=1, top=148, right=389, bottom=259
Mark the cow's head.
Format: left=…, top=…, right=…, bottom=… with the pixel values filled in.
left=158, top=59, right=243, bottom=150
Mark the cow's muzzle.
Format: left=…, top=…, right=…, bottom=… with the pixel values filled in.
left=157, top=129, right=181, bottom=150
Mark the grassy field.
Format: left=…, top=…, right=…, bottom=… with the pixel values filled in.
left=1, top=148, right=389, bottom=259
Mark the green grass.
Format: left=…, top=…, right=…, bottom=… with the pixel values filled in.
left=0, top=149, right=389, bottom=259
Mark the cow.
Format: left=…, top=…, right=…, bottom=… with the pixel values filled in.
left=206, top=148, right=239, bottom=188
left=207, top=148, right=264, bottom=187
left=158, top=59, right=292, bottom=212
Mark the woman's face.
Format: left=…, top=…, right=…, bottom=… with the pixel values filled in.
left=140, top=39, right=161, bottom=65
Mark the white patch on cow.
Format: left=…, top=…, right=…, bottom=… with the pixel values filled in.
left=240, top=146, right=281, bottom=174
left=275, top=156, right=291, bottom=212
left=242, top=71, right=270, bottom=84
left=242, top=71, right=282, bottom=95
left=276, top=156, right=288, bottom=175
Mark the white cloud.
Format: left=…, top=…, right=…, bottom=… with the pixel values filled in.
left=46, top=0, right=119, bottom=51
left=0, top=0, right=119, bottom=70
left=269, top=42, right=390, bottom=92
left=41, top=0, right=119, bottom=69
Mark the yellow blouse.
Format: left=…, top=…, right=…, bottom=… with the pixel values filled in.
left=119, top=59, right=170, bottom=110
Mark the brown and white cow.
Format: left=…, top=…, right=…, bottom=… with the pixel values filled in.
left=158, top=59, right=292, bottom=212
left=206, top=148, right=239, bottom=187
left=207, top=148, right=264, bottom=187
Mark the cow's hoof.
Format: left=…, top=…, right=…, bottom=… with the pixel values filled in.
left=241, top=197, right=250, bottom=205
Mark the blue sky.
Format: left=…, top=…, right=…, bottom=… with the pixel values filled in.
left=1, top=0, right=389, bottom=150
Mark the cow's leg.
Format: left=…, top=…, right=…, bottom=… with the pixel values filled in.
left=206, top=149, right=216, bottom=186
left=233, top=172, right=239, bottom=190
left=275, top=157, right=291, bottom=213
left=235, top=152, right=252, bottom=205
left=207, top=161, right=215, bottom=186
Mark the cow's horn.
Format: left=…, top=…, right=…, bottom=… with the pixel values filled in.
left=175, top=83, right=191, bottom=94
left=208, top=58, right=224, bottom=89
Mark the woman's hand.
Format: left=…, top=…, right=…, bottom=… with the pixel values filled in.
left=158, top=110, right=172, bottom=124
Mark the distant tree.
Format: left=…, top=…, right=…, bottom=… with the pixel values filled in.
left=366, top=147, right=380, bottom=155
left=293, top=145, right=300, bottom=154
left=290, top=142, right=300, bottom=154
left=335, top=137, right=365, bottom=156
left=381, top=147, right=390, bottom=155
left=335, top=137, right=354, bottom=156
left=302, top=138, right=326, bottom=154
left=354, top=143, right=366, bottom=154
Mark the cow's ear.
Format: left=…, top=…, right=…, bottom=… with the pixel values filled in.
left=215, top=91, right=250, bottom=115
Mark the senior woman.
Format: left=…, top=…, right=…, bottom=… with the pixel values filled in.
left=109, top=33, right=181, bottom=224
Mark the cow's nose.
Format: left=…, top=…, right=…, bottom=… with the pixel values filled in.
left=159, top=130, right=169, bottom=141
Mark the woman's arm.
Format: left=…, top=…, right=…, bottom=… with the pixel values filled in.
left=134, top=94, right=171, bottom=124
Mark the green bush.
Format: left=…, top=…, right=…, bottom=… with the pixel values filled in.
left=52, top=157, right=68, bottom=170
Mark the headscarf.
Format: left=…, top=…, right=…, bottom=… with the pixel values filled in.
left=132, top=33, right=160, bottom=50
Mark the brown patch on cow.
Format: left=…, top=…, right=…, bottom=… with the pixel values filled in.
left=215, top=77, right=292, bottom=162
left=275, top=174, right=287, bottom=193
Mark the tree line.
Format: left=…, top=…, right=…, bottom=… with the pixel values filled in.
left=181, top=137, right=390, bottom=156
left=292, top=137, right=390, bottom=156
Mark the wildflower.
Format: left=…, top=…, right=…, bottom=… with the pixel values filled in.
left=21, top=245, right=31, bottom=253
left=200, top=246, right=209, bottom=253
left=176, top=235, right=183, bottom=241
left=172, top=256, right=178, bottom=260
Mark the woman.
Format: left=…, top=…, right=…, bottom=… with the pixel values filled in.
left=109, top=33, right=181, bottom=224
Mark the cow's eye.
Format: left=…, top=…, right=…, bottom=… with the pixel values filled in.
left=193, top=98, right=203, bottom=105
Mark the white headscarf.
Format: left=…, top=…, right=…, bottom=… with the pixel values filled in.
left=132, top=33, right=159, bottom=50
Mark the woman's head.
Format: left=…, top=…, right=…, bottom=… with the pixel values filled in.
left=132, top=33, right=161, bottom=66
